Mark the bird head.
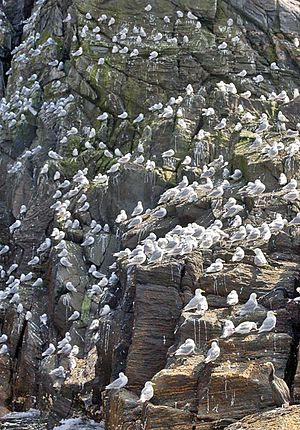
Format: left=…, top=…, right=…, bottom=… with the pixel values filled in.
left=223, top=319, right=234, bottom=326
left=264, top=362, right=275, bottom=371
left=195, top=288, right=205, bottom=295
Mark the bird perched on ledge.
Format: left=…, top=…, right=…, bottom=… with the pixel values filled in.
left=264, top=362, right=290, bottom=407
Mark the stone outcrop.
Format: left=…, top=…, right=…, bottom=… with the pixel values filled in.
left=226, top=405, right=300, bottom=430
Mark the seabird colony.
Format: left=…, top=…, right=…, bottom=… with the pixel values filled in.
left=0, top=0, right=296, bottom=414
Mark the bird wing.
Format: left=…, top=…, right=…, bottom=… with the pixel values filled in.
left=184, top=296, right=199, bottom=311
left=205, top=346, right=219, bottom=362
left=259, top=317, right=275, bottom=332
left=141, top=386, right=153, bottom=401
left=272, top=377, right=290, bottom=403
left=175, top=344, right=193, bottom=355
left=106, top=378, right=122, bottom=389
left=198, top=297, right=208, bottom=311
left=149, top=250, right=161, bottom=261
left=240, top=300, right=256, bottom=315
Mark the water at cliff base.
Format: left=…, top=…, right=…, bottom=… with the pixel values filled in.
left=0, top=410, right=104, bottom=430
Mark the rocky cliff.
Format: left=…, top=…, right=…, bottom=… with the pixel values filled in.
left=1, top=0, right=300, bottom=429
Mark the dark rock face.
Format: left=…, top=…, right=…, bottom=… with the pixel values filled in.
left=0, top=0, right=300, bottom=429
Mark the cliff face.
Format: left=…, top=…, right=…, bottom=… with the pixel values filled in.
left=1, top=0, right=300, bottom=429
